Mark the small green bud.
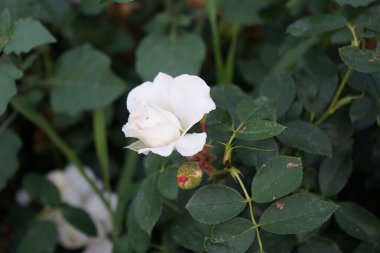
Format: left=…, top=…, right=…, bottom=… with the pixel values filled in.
left=176, top=162, right=203, bottom=190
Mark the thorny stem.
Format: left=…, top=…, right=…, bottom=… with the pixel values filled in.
left=314, top=67, right=353, bottom=125
left=230, top=168, right=264, bottom=253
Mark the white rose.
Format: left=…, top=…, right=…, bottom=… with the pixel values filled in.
left=122, top=72, right=216, bottom=157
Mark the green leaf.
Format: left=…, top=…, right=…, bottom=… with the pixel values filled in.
left=211, top=85, right=247, bottom=117
left=294, top=51, right=338, bottom=114
left=4, top=18, right=56, bottom=54
left=236, top=138, right=279, bottom=168
left=143, top=154, right=168, bottom=174
left=186, top=184, right=246, bottom=224
left=273, top=36, right=320, bottom=71
left=334, top=0, right=377, bottom=7
left=339, top=46, right=380, bottom=73
left=22, top=173, right=61, bottom=206
left=259, top=193, right=338, bottom=234
left=0, top=131, right=22, bottom=191
left=318, top=152, right=352, bottom=197
left=0, top=0, right=39, bottom=20
left=236, top=97, right=276, bottom=123
left=298, top=237, right=342, bottom=253
left=127, top=201, right=150, bottom=253
left=61, top=205, right=97, bottom=237
left=99, top=0, right=132, bottom=3
left=251, top=156, right=303, bottom=203
left=136, top=33, right=205, bottom=81
left=286, top=14, right=347, bottom=37
left=250, top=230, right=295, bottom=253
left=356, top=6, right=380, bottom=33
left=158, top=166, right=179, bottom=200
left=259, top=73, right=296, bottom=116
left=237, top=120, right=285, bottom=141
left=17, top=221, right=57, bottom=253
left=277, top=121, right=332, bottom=157
left=0, top=56, right=22, bottom=115
left=0, top=9, right=12, bottom=50
left=135, top=172, right=163, bottom=235
left=50, top=44, right=126, bottom=115
left=354, top=242, right=380, bottom=253
left=335, top=202, right=380, bottom=242
left=205, top=217, right=255, bottom=253
left=113, top=234, right=134, bottom=253
left=171, top=214, right=210, bottom=251
left=349, top=97, right=373, bottom=122
left=206, top=107, right=233, bottom=132
left=217, top=0, right=270, bottom=25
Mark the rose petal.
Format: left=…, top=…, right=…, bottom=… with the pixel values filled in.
left=126, top=72, right=173, bottom=112
left=169, top=74, right=216, bottom=131
left=175, top=133, right=206, bottom=157
left=138, top=143, right=175, bottom=157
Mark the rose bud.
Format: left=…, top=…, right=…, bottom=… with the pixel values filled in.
left=177, top=162, right=203, bottom=190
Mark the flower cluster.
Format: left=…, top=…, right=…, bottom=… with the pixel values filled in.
left=122, top=72, right=216, bottom=157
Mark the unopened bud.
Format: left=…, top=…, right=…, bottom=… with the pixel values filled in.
left=177, top=162, right=203, bottom=190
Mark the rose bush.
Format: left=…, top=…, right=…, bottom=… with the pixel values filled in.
left=1, top=0, right=380, bottom=253
left=122, top=72, right=215, bottom=157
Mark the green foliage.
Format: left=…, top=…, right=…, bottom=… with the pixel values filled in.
left=251, top=156, right=303, bottom=203
left=157, top=166, right=178, bottom=200
left=127, top=201, right=150, bottom=253
left=17, top=221, right=57, bottom=253
left=50, top=44, right=126, bottom=115
left=287, top=14, right=347, bottom=37
left=0, top=56, right=22, bottom=114
left=134, top=172, right=163, bottom=235
left=335, top=202, right=380, bottom=242
left=136, top=33, right=205, bottom=81
left=259, top=193, right=338, bottom=234
left=171, top=214, right=210, bottom=251
left=217, top=0, right=270, bottom=25
left=339, top=46, right=380, bottom=73
left=3, top=18, right=56, bottom=54
left=298, top=237, right=342, bottom=253
left=236, top=120, right=285, bottom=141
left=236, top=97, right=276, bottom=123
left=22, top=173, right=61, bottom=206
left=1, top=0, right=379, bottom=252
left=278, top=121, right=332, bottom=157
left=0, top=130, right=21, bottom=190
left=259, top=73, right=296, bottom=117
left=205, top=217, right=255, bottom=253
left=186, top=184, right=246, bottom=224
left=61, top=205, right=98, bottom=237
left=334, top=0, right=377, bottom=7
left=318, top=152, right=352, bottom=197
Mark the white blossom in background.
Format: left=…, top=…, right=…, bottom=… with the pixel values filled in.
left=122, top=72, right=215, bottom=157
left=16, top=165, right=116, bottom=253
